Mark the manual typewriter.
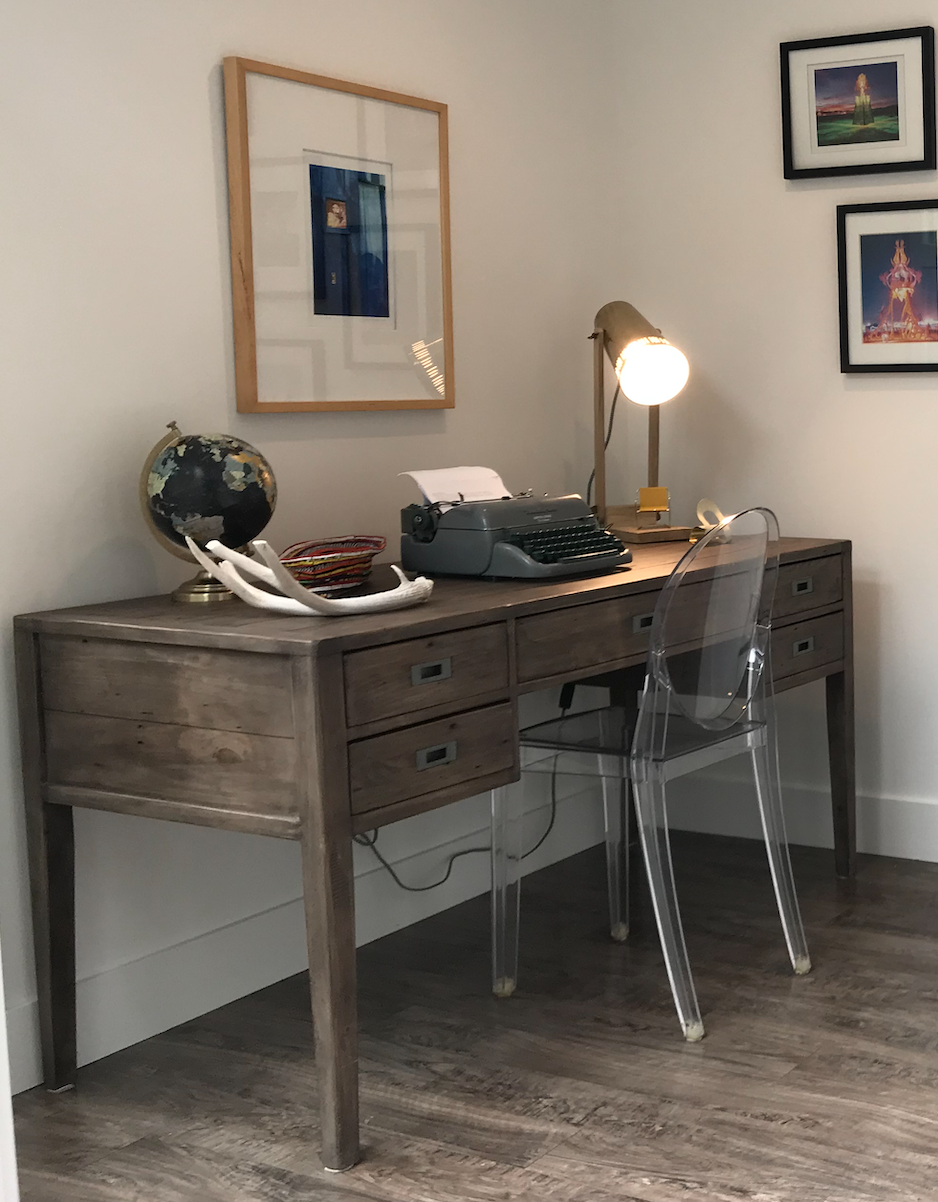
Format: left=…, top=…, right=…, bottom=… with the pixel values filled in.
left=401, top=494, right=631, bottom=580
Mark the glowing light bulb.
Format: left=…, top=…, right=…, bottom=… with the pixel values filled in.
left=615, top=337, right=689, bottom=406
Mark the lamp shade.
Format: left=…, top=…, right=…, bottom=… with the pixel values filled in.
left=594, top=301, right=689, bottom=406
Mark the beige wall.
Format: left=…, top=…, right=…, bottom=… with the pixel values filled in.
left=6, top=0, right=938, bottom=1098
left=0, top=0, right=623, bottom=1089
left=609, top=0, right=938, bottom=856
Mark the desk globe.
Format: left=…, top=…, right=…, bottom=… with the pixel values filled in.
left=140, top=422, right=277, bottom=602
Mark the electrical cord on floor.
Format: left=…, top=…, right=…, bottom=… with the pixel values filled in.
left=354, top=687, right=576, bottom=892
left=585, top=381, right=621, bottom=511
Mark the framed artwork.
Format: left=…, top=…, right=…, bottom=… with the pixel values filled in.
left=837, top=199, right=938, bottom=373
left=222, top=57, right=453, bottom=412
left=780, top=27, right=935, bottom=179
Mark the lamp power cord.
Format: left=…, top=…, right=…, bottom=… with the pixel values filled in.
left=353, top=689, right=575, bottom=893
left=585, top=380, right=621, bottom=510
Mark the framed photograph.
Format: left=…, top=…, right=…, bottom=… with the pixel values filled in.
left=837, top=199, right=938, bottom=372
left=780, top=27, right=935, bottom=179
left=223, top=57, right=454, bottom=412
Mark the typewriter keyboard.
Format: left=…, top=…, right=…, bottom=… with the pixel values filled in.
left=511, top=523, right=625, bottom=565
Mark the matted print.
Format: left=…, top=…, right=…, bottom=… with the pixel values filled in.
left=838, top=200, right=938, bottom=372
left=781, top=28, right=935, bottom=179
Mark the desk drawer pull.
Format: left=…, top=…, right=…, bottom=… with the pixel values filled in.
left=793, top=635, right=815, bottom=657
left=410, top=657, right=453, bottom=686
left=416, top=740, right=457, bottom=770
left=632, top=613, right=655, bottom=634
left=791, top=577, right=814, bottom=598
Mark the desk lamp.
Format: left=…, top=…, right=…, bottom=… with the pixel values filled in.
left=591, top=301, right=691, bottom=542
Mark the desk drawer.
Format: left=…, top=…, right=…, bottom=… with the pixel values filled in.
left=344, top=623, right=508, bottom=727
left=772, top=612, right=844, bottom=679
left=774, top=556, right=843, bottom=619
left=517, top=593, right=660, bottom=683
left=348, top=703, right=515, bottom=815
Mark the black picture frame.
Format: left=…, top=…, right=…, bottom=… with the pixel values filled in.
left=837, top=198, right=938, bottom=373
left=781, top=27, right=936, bottom=180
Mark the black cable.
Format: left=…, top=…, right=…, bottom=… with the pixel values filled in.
left=353, top=830, right=490, bottom=892
left=519, top=760, right=559, bottom=860
left=355, top=697, right=572, bottom=892
left=585, top=380, right=621, bottom=510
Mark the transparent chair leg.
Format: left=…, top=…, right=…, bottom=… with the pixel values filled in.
left=632, top=774, right=705, bottom=1041
left=750, top=732, right=811, bottom=975
left=599, top=728, right=629, bottom=942
left=491, top=782, right=524, bottom=998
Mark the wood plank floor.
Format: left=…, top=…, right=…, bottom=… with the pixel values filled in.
left=13, top=832, right=938, bottom=1201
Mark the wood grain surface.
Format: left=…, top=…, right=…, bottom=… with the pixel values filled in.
left=774, top=554, right=843, bottom=620
left=12, top=535, right=856, bottom=1177
left=343, top=623, right=509, bottom=727
left=348, top=702, right=516, bottom=815
left=14, top=538, right=849, bottom=657
left=14, top=833, right=937, bottom=1202
left=40, top=636, right=295, bottom=736
left=44, top=712, right=297, bottom=818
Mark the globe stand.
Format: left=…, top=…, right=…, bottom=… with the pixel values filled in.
left=172, top=570, right=236, bottom=604
left=140, top=421, right=278, bottom=608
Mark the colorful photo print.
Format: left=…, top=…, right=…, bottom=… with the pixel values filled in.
left=781, top=28, right=935, bottom=179
left=814, top=60, right=900, bottom=145
left=309, top=165, right=389, bottom=318
left=859, top=230, right=938, bottom=342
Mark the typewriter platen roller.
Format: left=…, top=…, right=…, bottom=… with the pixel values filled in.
left=401, top=494, right=631, bottom=580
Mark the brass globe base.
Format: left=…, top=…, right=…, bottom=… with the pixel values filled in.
left=171, top=570, right=236, bottom=604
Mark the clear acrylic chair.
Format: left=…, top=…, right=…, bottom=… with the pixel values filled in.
left=490, top=507, right=811, bottom=1039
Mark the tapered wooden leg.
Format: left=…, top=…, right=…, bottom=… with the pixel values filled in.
left=826, top=669, right=856, bottom=879
left=31, top=804, right=77, bottom=1090
left=293, top=653, right=359, bottom=1172
left=15, top=625, right=77, bottom=1090
left=300, top=830, right=358, bottom=1171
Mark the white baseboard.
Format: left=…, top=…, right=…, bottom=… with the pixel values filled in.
left=7, top=783, right=604, bottom=1095
left=665, top=771, right=938, bottom=864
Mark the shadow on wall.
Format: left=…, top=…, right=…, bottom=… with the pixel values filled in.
left=52, top=537, right=161, bottom=609
left=677, top=368, right=761, bottom=489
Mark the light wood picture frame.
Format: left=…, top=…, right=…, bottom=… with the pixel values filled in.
left=223, top=57, right=454, bottom=412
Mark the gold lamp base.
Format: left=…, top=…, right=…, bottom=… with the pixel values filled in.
left=611, top=524, right=698, bottom=544
left=606, top=504, right=696, bottom=544
left=171, top=570, right=236, bottom=604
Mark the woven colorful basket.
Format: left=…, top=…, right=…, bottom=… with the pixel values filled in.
left=279, top=536, right=386, bottom=594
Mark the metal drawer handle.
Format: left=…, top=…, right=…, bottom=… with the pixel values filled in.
left=416, top=740, right=457, bottom=770
left=793, top=636, right=815, bottom=657
left=411, top=657, right=452, bottom=686
left=632, top=613, right=654, bottom=633
left=792, top=577, right=814, bottom=597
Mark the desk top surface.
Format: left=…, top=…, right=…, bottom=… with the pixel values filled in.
left=16, top=536, right=848, bottom=656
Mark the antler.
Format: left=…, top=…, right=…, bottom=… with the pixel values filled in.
left=184, top=537, right=433, bottom=616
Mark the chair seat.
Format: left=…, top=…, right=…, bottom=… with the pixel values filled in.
left=520, top=705, right=765, bottom=781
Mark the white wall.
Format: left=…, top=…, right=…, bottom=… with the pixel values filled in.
left=0, top=0, right=626, bottom=1093
left=6, top=0, right=938, bottom=1108
left=610, top=0, right=938, bottom=859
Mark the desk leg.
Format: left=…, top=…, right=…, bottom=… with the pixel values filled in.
left=15, top=626, right=77, bottom=1090
left=301, top=832, right=358, bottom=1171
left=826, top=669, right=856, bottom=879
left=294, top=656, right=359, bottom=1172
left=31, top=804, right=77, bottom=1090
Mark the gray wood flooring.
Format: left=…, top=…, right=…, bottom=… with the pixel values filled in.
left=13, top=833, right=938, bottom=1201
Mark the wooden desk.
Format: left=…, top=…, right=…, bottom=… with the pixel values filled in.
left=14, top=535, right=853, bottom=1171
